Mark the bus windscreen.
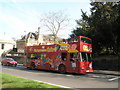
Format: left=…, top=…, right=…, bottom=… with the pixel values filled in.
left=80, top=52, right=92, bottom=62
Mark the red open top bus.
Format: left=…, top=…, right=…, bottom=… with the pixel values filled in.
left=23, top=36, right=93, bottom=73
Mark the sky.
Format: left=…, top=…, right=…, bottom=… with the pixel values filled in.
left=0, top=0, right=92, bottom=40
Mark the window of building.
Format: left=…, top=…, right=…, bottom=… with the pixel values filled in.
left=1, top=44, right=4, bottom=49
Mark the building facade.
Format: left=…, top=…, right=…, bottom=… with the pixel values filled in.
left=0, top=35, right=15, bottom=57
left=16, top=27, right=63, bottom=53
left=16, top=32, right=40, bottom=53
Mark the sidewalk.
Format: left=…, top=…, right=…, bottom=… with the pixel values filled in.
left=93, top=70, right=120, bottom=76
left=17, top=64, right=23, bottom=66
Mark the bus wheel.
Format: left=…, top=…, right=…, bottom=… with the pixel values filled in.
left=59, top=65, right=66, bottom=73
left=30, top=62, right=35, bottom=70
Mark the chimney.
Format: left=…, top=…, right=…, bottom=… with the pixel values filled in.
left=37, top=27, right=40, bottom=39
left=38, top=27, right=40, bottom=35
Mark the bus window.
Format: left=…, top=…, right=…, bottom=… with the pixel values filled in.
left=68, top=37, right=78, bottom=43
left=41, top=53, right=46, bottom=60
left=28, top=54, right=30, bottom=59
left=70, top=53, right=78, bottom=69
left=80, top=52, right=92, bottom=62
left=81, top=52, right=87, bottom=62
left=28, top=53, right=35, bottom=59
left=70, top=53, right=78, bottom=59
left=28, top=53, right=46, bottom=60
left=37, top=53, right=46, bottom=60
left=87, top=53, right=92, bottom=62
left=81, top=38, right=92, bottom=44
left=74, top=38, right=78, bottom=42
left=61, top=53, right=67, bottom=61
left=69, top=39, right=73, bottom=43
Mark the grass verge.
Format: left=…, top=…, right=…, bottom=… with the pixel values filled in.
left=1, top=73, right=69, bottom=89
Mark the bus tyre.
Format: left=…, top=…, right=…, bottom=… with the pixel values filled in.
left=59, top=65, right=66, bottom=73
left=30, top=62, right=35, bottom=70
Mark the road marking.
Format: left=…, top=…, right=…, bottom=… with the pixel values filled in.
left=33, top=80, right=71, bottom=88
left=92, top=75, right=100, bottom=78
left=55, top=74, right=63, bottom=75
left=108, top=77, right=120, bottom=81
left=66, top=75, right=73, bottom=77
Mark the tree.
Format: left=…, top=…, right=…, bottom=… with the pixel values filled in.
left=70, top=2, right=120, bottom=55
left=40, top=11, right=69, bottom=43
left=89, top=2, right=120, bottom=55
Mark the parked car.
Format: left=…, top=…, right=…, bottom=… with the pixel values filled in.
left=1, top=58, right=17, bottom=67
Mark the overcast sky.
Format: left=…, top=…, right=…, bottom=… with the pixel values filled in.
left=0, top=0, right=91, bottom=40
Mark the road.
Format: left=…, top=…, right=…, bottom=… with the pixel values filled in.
left=1, top=65, right=119, bottom=88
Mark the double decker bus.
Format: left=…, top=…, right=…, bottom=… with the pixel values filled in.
left=23, top=36, right=93, bottom=73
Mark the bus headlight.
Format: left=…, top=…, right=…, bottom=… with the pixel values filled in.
left=89, top=63, right=92, bottom=68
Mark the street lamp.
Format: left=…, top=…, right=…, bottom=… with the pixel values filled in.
left=24, top=31, right=27, bottom=46
left=24, top=31, right=27, bottom=66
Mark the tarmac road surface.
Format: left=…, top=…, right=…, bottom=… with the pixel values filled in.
left=1, top=65, right=119, bottom=88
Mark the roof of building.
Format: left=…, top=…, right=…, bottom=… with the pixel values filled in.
left=21, top=32, right=38, bottom=40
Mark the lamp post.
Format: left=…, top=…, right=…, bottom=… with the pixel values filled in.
left=24, top=31, right=27, bottom=46
left=24, top=31, right=27, bottom=66
left=37, top=27, right=40, bottom=45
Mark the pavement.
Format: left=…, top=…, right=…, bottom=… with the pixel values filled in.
left=93, top=70, right=120, bottom=76
left=17, top=64, right=120, bottom=76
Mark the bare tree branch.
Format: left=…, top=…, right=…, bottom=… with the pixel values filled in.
left=40, top=11, right=69, bottom=43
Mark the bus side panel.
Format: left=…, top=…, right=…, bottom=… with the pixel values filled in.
left=45, top=52, right=57, bottom=71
